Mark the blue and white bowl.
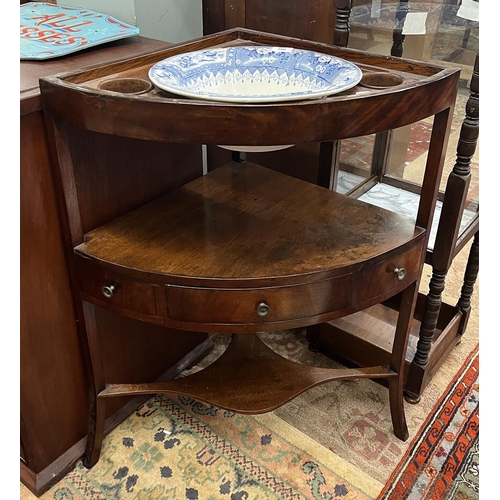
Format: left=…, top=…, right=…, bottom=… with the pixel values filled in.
left=148, top=46, right=362, bottom=103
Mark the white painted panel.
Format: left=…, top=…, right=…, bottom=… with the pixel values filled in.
left=57, top=0, right=203, bottom=43
left=56, top=0, right=137, bottom=26
left=135, top=0, right=203, bottom=43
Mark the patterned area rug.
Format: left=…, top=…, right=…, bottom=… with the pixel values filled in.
left=21, top=395, right=382, bottom=499
left=378, top=347, right=479, bottom=500
left=21, top=244, right=478, bottom=500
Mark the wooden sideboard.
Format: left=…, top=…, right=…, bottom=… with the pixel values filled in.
left=21, top=36, right=209, bottom=496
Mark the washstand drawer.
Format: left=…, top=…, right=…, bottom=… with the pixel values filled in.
left=166, top=274, right=352, bottom=324
left=353, top=242, right=424, bottom=303
left=76, top=257, right=157, bottom=316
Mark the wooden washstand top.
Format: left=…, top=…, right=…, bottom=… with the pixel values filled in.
left=40, top=28, right=460, bottom=147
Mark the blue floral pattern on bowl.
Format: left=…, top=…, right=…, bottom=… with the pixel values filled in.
left=20, top=2, right=139, bottom=60
left=148, top=46, right=363, bottom=103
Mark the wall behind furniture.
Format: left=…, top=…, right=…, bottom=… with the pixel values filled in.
left=56, top=0, right=203, bottom=42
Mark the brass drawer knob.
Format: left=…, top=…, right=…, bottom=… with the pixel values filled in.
left=102, top=285, right=116, bottom=299
left=256, top=302, right=270, bottom=317
left=394, top=268, right=407, bottom=281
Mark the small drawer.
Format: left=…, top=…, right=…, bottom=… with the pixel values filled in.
left=353, top=242, right=423, bottom=304
left=166, top=274, right=352, bottom=325
left=76, top=256, right=157, bottom=316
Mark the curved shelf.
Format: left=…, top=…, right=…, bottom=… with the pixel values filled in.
left=77, top=163, right=423, bottom=286
left=75, top=162, right=426, bottom=332
left=101, top=333, right=396, bottom=414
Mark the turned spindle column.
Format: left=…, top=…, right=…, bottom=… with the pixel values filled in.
left=406, top=54, right=479, bottom=401
left=391, top=0, right=409, bottom=57
left=457, top=230, right=479, bottom=336
left=333, top=0, right=352, bottom=47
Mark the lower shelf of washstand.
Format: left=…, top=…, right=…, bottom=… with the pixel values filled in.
left=100, top=332, right=397, bottom=413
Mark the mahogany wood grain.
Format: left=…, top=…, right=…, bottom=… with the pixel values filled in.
left=81, top=302, right=106, bottom=469
left=77, top=258, right=157, bottom=316
left=387, top=280, right=417, bottom=441
left=97, top=311, right=209, bottom=419
left=202, top=3, right=340, bottom=189
left=40, top=30, right=459, bottom=147
left=225, top=0, right=246, bottom=28
left=21, top=40, right=154, bottom=485
left=20, top=36, right=210, bottom=496
left=200, top=12, right=475, bottom=406
left=21, top=108, right=87, bottom=473
left=203, top=0, right=226, bottom=35
left=68, top=162, right=425, bottom=336
left=205, top=142, right=333, bottom=190
left=39, top=28, right=458, bottom=468
left=100, top=333, right=396, bottom=413
left=65, top=126, right=203, bottom=236
left=245, top=0, right=335, bottom=44
left=75, top=163, right=423, bottom=287
left=21, top=36, right=170, bottom=113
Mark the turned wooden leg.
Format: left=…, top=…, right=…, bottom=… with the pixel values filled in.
left=457, top=230, right=479, bottom=337
left=333, top=1, right=352, bottom=48
left=403, top=270, right=446, bottom=404
left=415, top=270, right=446, bottom=369
left=81, top=301, right=107, bottom=469
left=405, top=53, right=478, bottom=403
left=391, top=0, right=409, bottom=57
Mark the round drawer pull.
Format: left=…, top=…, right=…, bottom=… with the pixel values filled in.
left=394, top=267, right=407, bottom=281
left=256, top=302, right=270, bottom=317
left=102, top=285, right=116, bottom=299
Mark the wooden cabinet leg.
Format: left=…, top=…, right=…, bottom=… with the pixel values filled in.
left=389, top=377, right=409, bottom=441
left=316, top=141, right=340, bottom=190
left=414, top=270, right=446, bottom=369
left=391, top=0, right=409, bottom=57
left=388, top=281, right=416, bottom=441
left=80, top=301, right=106, bottom=469
left=306, top=324, right=320, bottom=352
left=83, top=395, right=106, bottom=469
left=404, top=270, right=446, bottom=403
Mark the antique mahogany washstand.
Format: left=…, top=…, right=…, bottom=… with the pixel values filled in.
left=40, top=28, right=459, bottom=468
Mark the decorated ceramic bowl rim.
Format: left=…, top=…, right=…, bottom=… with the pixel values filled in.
left=148, top=45, right=363, bottom=103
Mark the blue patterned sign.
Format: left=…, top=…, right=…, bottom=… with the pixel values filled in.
left=20, top=2, right=139, bottom=60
